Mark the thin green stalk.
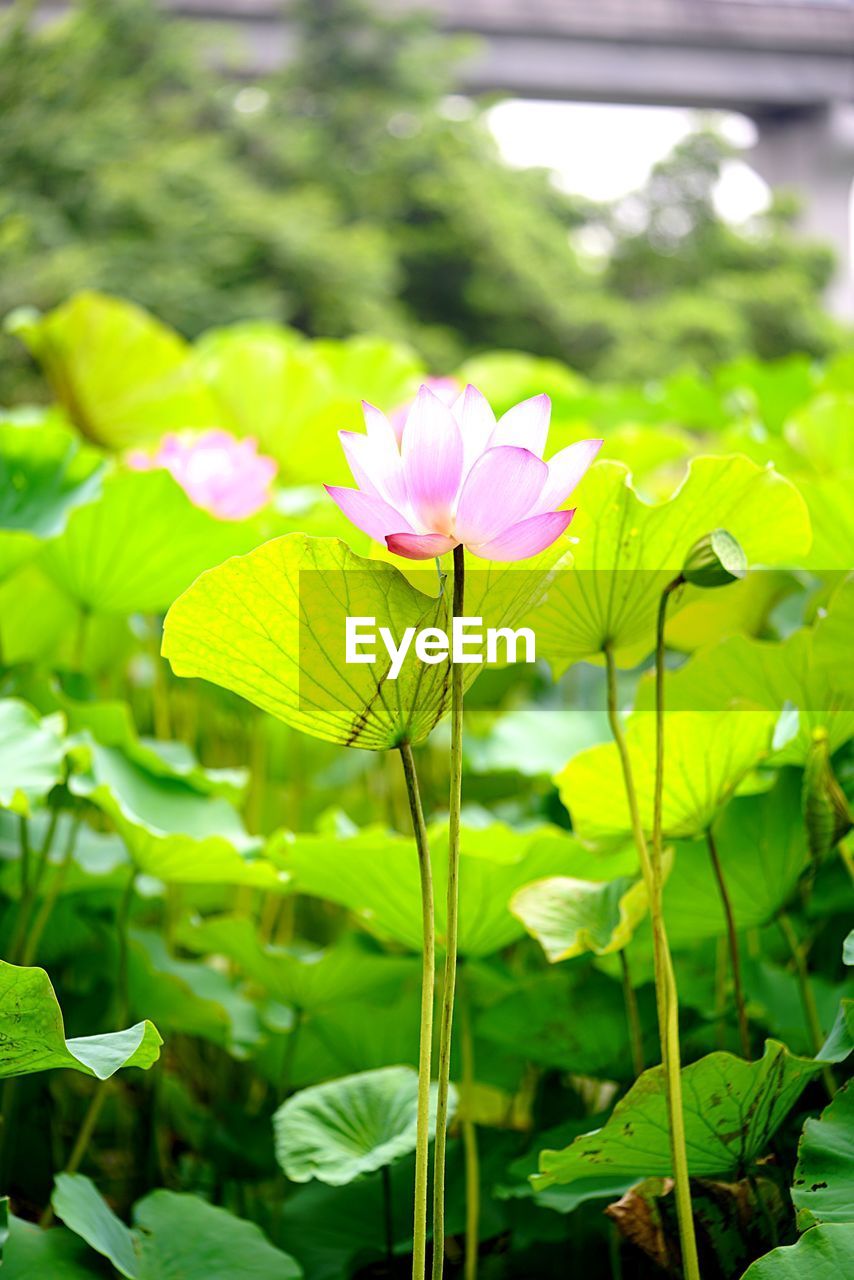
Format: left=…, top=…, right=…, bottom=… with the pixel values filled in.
left=40, top=1080, right=110, bottom=1226
left=706, top=828, right=750, bottom=1058
left=653, top=582, right=701, bottom=1280
left=398, top=742, right=435, bottom=1280
left=778, top=913, right=836, bottom=1098
left=431, top=543, right=465, bottom=1280
left=382, top=1164, right=395, bottom=1264
left=618, top=948, right=645, bottom=1078
left=21, top=816, right=82, bottom=967
left=18, top=814, right=30, bottom=897
left=460, top=983, right=480, bottom=1280
left=605, top=639, right=700, bottom=1280
left=116, top=870, right=136, bottom=1026
left=8, top=809, right=60, bottom=962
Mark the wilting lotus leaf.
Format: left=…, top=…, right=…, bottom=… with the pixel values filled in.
left=69, top=742, right=282, bottom=888
left=533, top=1041, right=822, bottom=1192
left=740, top=1224, right=854, bottom=1280
left=635, top=607, right=854, bottom=766
left=511, top=874, right=648, bottom=962
left=0, top=416, right=104, bottom=579
left=557, top=710, right=777, bottom=846
left=7, top=292, right=220, bottom=449
left=0, top=960, right=161, bottom=1079
left=0, top=699, right=65, bottom=815
left=177, top=916, right=417, bottom=1012
left=529, top=456, right=811, bottom=672
left=271, top=822, right=636, bottom=956
left=40, top=468, right=257, bottom=615
left=791, top=1083, right=854, bottom=1228
left=274, top=1065, right=450, bottom=1186
left=164, top=534, right=559, bottom=751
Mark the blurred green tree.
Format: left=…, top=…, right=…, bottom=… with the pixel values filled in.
left=0, top=0, right=843, bottom=401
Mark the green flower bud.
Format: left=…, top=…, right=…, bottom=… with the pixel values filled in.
left=681, top=529, right=747, bottom=589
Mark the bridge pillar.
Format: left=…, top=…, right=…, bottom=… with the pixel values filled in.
left=751, top=104, right=854, bottom=320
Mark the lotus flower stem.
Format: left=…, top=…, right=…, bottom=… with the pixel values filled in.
left=432, top=543, right=466, bottom=1280
left=604, top=642, right=700, bottom=1280
left=40, top=1079, right=110, bottom=1227
left=705, top=828, right=750, bottom=1057
left=777, top=913, right=836, bottom=1099
left=618, top=949, right=645, bottom=1077
left=398, top=741, right=435, bottom=1280
left=460, top=980, right=480, bottom=1280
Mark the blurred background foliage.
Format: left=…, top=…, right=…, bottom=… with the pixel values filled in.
left=0, top=0, right=843, bottom=402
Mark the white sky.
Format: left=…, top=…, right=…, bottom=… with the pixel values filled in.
left=486, top=100, right=771, bottom=222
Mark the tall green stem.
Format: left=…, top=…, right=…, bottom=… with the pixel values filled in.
left=460, top=982, right=480, bottom=1280
left=116, top=870, right=136, bottom=1026
left=40, top=1080, right=110, bottom=1227
left=652, top=582, right=701, bottom=1280
left=398, top=741, right=435, bottom=1280
left=21, top=817, right=82, bottom=967
left=778, top=913, right=836, bottom=1098
left=705, top=828, right=750, bottom=1057
left=605, top=639, right=700, bottom=1280
left=431, top=543, right=465, bottom=1280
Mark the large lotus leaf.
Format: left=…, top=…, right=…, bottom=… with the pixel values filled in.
left=0, top=960, right=161, bottom=1078
left=39, top=468, right=257, bottom=615
left=69, top=742, right=282, bottom=888
left=52, top=1173, right=139, bottom=1279
left=534, top=1041, right=822, bottom=1193
left=0, top=699, right=65, bottom=815
left=740, top=1225, right=854, bottom=1280
left=478, top=968, right=654, bottom=1080
left=274, top=1065, right=451, bottom=1186
left=660, top=772, right=809, bottom=946
left=785, top=393, right=854, bottom=474
left=0, top=417, right=104, bottom=579
left=7, top=292, right=220, bottom=449
left=511, top=875, right=648, bottom=962
left=0, top=563, right=80, bottom=665
left=814, top=576, right=854, bottom=698
left=663, top=569, right=800, bottom=656
left=455, top=351, right=585, bottom=420
left=819, top=1000, right=854, bottom=1064
left=134, top=1190, right=303, bottom=1279
left=791, top=1084, right=854, bottom=1228
left=718, top=354, right=817, bottom=435
left=635, top=621, right=854, bottom=766
left=528, top=456, right=811, bottom=673
left=163, top=533, right=560, bottom=751
left=464, top=707, right=610, bottom=777
left=557, top=710, right=777, bottom=845
left=1, top=1215, right=97, bottom=1279
left=795, top=475, right=854, bottom=573
left=272, top=822, right=637, bottom=957
left=128, top=928, right=261, bottom=1056
left=177, top=916, right=417, bottom=1012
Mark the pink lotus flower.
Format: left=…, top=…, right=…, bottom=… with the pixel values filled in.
left=128, top=430, right=277, bottom=520
left=325, top=384, right=602, bottom=561
left=389, top=376, right=460, bottom=438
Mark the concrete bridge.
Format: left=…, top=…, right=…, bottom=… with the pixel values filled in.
left=21, top=0, right=854, bottom=313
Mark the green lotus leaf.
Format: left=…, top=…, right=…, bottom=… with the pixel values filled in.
left=40, top=468, right=258, bottom=616
left=740, top=1224, right=854, bottom=1280
left=0, top=1214, right=96, bottom=1279
left=274, top=1065, right=452, bottom=1186
left=659, top=772, right=809, bottom=946
left=478, top=968, right=654, bottom=1080
left=0, top=810, right=130, bottom=901
left=0, top=563, right=80, bottom=666
left=53, top=1173, right=139, bottom=1279
left=792, top=1083, right=853, bottom=1228
left=7, top=292, right=221, bottom=449
left=785, top=393, right=854, bottom=474
left=529, top=456, right=811, bottom=672
left=164, top=533, right=561, bottom=751
left=0, top=960, right=161, bottom=1079
left=272, top=822, right=636, bottom=957
left=0, top=698, right=66, bottom=815
left=464, top=708, right=610, bottom=778
left=846, top=932, right=854, bottom=966
left=177, top=917, right=418, bottom=1013
left=557, top=710, right=778, bottom=846
left=0, top=416, right=104, bottom=580
left=534, top=1041, right=822, bottom=1193
left=128, top=928, right=261, bottom=1056
left=635, top=608, right=854, bottom=766
left=135, top=1191, right=303, bottom=1279
left=819, top=1000, right=854, bottom=1064
left=511, top=874, right=648, bottom=962
left=814, top=576, right=854, bottom=698
left=69, top=742, right=282, bottom=888
left=718, top=354, right=817, bottom=434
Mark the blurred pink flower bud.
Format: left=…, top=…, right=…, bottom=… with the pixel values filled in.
left=128, top=430, right=277, bottom=520
left=325, top=384, right=602, bottom=561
